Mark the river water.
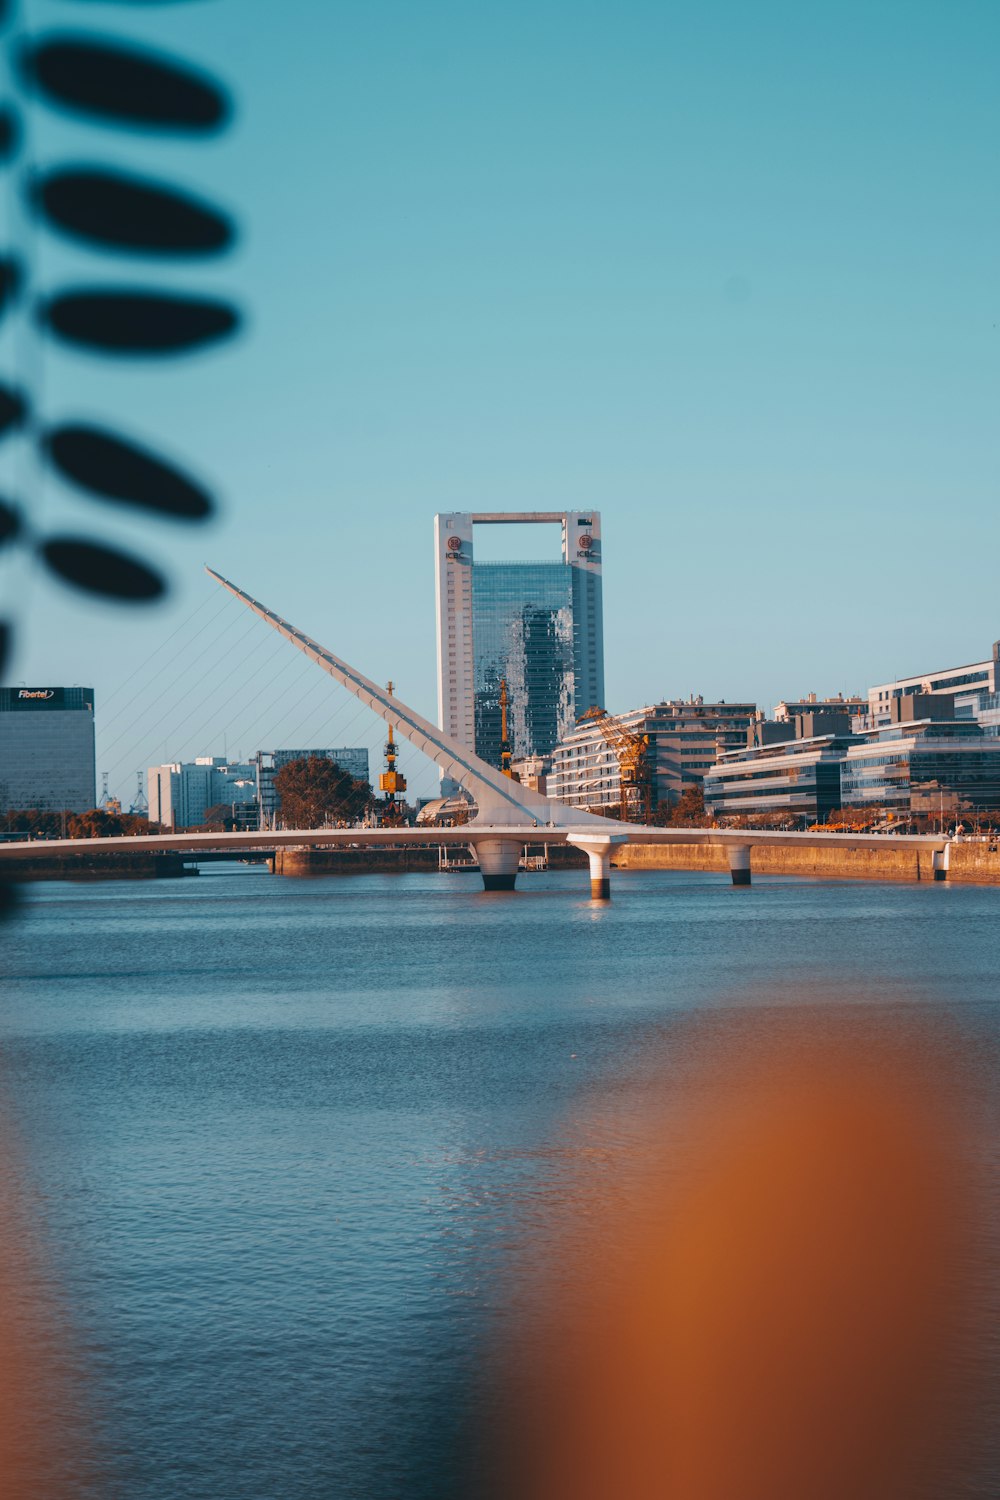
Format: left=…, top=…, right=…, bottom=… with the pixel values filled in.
left=0, top=867, right=997, bottom=1498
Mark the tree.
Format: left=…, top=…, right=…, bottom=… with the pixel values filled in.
left=199, top=803, right=242, bottom=832
left=653, top=786, right=711, bottom=827
left=273, top=756, right=372, bottom=828
left=67, top=809, right=155, bottom=839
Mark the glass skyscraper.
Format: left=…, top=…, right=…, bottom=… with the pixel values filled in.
left=434, top=512, right=604, bottom=775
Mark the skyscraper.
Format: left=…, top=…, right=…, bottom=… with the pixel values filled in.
left=434, top=512, right=604, bottom=772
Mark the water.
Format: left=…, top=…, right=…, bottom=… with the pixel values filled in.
left=0, top=867, right=997, bottom=1498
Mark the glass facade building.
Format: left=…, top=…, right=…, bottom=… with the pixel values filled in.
left=472, top=562, right=575, bottom=766
left=435, top=512, right=604, bottom=774
left=705, top=718, right=1000, bottom=825
left=0, top=686, right=96, bottom=812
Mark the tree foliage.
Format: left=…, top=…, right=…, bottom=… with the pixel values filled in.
left=273, top=756, right=372, bottom=828
left=2, top=807, right=156, bottom=838
left=653, top=786, right=711, bottom=827
left=199, top=802, right=243, bottom=832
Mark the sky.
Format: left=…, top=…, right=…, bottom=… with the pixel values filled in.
left=2, top=0, right=998, bottom=803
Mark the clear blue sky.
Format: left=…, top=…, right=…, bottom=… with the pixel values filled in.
left=4, top=0, right=998, bottom=802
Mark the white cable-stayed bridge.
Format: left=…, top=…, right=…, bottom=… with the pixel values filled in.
left=0, top=568, right=954, bottom=899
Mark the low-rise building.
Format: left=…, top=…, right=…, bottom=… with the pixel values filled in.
left=546, top=699, right=757, bottom=815
left=509, top=753, right=550, bottom=794
left=773, top=693, right=867, bottom=723
left=706, top=699, right=1000, bottom=825
left=704, top=732, right=852, bottom=825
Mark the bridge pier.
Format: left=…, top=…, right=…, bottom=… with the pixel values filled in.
left=569, top=838, right=612, bottom=900
left=728, top=845, right=752, bottom=886
left=472, top=838, right=521, bottom=892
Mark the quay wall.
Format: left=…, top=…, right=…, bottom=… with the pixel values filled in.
left=614, top=842, right=1000, bottom=884
left=271, top=844, right=588, bottom=877
left=273, top=847, right=442, bottom=877
left=4, top=851, right=194, bottom=881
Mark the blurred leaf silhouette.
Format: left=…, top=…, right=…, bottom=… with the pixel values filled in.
left=0, top=497, right=21, bottom=547
left=30, top=167, right=234, bottom=256
left=40, top=537, right=166, bottom=600
left=17, top=34, right=229, bottom=132
left=39, top=288, right=240, bottom=354
left=44, top=425, right=214, bottom=520
left=1, top=13, right=239, bottom=920
left=0, top=385, right=28, bottom=438
left=0, top=106, right=19, bottom=162
left=0, top=256, right=24, bottom=318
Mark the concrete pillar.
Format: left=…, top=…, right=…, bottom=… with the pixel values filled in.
left=728, top=844, right=752, bottom=886
left=932, top=845, right=950, bottom=882
left=473, top=838, right=521, bottom=892
left=587, top=845, right=611, bottom=901
left=569, top=839, right=612, bottom=900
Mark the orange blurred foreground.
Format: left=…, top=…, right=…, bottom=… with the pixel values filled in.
left=477, top=1010, right=988, bottom=1500
left=0, top=1096, right=92, bottom=1500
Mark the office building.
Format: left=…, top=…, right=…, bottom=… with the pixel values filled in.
left=705, top=696, right=1000, bottom=824
left=773, top=693, right=866, bottom=724
left=147, top=757, right=258, bottom=830
left=867, top=644, right=1000, bottom=725
left=704, top=731, right=857, bottom=825
left=0, top=686, right=96, bottom=812
left=546, top=699, right=756, bottom=815
left=434, top=512, right=604, bottom=773
left=255, top=748, right=370, bottom=827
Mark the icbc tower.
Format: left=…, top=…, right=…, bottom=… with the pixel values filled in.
left=434, top=512, right=604, bottom=777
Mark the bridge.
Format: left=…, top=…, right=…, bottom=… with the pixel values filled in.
left=0, top=568, right=953, bottom=899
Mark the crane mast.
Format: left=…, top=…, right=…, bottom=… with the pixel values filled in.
left=499, top=677, right=513, bottom=778
left=378, top=681, right=407, bottom=825
left=578, top=706, right=653, bottom=824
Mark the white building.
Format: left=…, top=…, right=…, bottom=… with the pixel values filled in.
left=434, top=512, right=604, bottom=778
left=147, top=757, right=258, bottom=830
left=546, top=700, right=757, bottom=815
left=868, top=644, right=1000, bottom=725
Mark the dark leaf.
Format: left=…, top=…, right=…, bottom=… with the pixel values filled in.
left=40, top=535, right=166, bottom=600
left=38, top=288, right=240, bottom=354
left=0, top=495, right=21, bottom=545
left=44, top=423, right=213, bottom=520
left=32, top=166, right=234, bottom=256
left=0, top=256, right=23, bottom=317
left=18, top=34, right=230, bottom=133
left=0, top=383, right=28, bottom=437
left=0, top=105, right=20, bottom=163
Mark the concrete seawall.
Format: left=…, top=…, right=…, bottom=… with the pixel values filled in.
left=614, top=841, right=1000, bottom=884
left=271, top=844, right=588, bottom=877
left=273, top=847, right=443, bottom=877
left=5, top=851, right=195, bottom=881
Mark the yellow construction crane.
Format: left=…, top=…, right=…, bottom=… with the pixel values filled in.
left=578, top=706, right=653, bottom=823
left=378, top=681, right=407, bottom=824
left=499, top=677, right=513, bottom=777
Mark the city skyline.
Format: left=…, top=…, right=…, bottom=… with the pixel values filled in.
left=3, top=0, right=996, bottom=802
